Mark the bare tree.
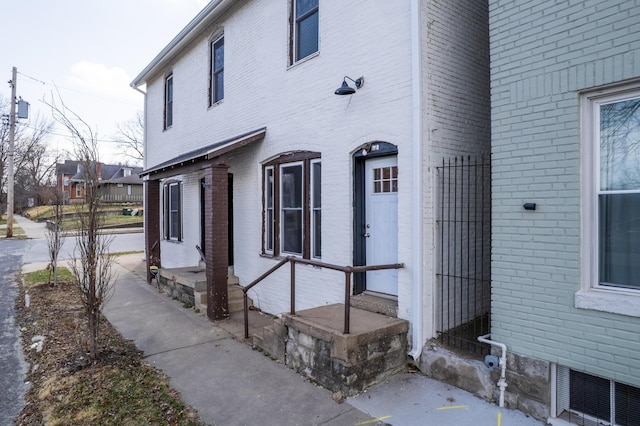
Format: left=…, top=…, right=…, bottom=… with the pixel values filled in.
left=46, top=94, right=117, bottom=360
left=115, top=111, right=144, bottom=163
left=45, top=187, right=65, bottom=286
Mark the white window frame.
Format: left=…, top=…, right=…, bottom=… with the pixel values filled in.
left=577, top=81, right=640, bottom=317
left=291, top=0, right=319, bottom=64
left=210, top=35, right=224, bottom=105
left=264, top=166, right=275, bottom=255
left=262, top=152, right=321, bottom=259
left=311, top=159, right=321, bottom=259
left=280, top=161, right=304, bottom=256
left=164, top=73, right=173, bottom=129
left=164, top=181, right=182, bottom=242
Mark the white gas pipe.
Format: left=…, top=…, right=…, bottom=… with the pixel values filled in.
left=478, top=333, right=508, bottom=408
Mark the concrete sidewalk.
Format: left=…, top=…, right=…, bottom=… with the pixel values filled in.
left=17, top=214, right=545, bottom=425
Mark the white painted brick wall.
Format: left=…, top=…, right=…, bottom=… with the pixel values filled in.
left=143, top=0, right=491, bottom=343
left=491, top=0, right=640, bottom=386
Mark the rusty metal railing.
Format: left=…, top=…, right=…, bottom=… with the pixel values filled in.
left=242, top=256, right=404, bottom=338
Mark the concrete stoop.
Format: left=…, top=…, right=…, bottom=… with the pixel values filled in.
left=252, top=303, right=409, bottom=396
left=157, top=267, right=252, bottom=314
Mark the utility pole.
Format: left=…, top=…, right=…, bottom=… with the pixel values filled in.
left=6, top=67, right=16, bottom=238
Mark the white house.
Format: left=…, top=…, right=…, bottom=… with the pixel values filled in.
left=132, top=0, right=490, bottom=381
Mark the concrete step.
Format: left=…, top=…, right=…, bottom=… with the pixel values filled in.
left=350, top=293, right=398, bottom=317
left=195, top=283, right=253, bottom=314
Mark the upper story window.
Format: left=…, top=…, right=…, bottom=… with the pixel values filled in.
left=578, top=82, right=640, bottom=316
left=262, top=152, right=321, bottom=259
left=210, top=36, right=224, bottom=105
left=291, top=0, right=318, bottom=64
left=164, top=73, right=173, bottom=129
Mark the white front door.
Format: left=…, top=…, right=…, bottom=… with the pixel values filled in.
left=364, top=156, right=398, bottom=296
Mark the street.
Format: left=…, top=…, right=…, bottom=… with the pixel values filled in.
left=0, top=230, right=143, bottom=425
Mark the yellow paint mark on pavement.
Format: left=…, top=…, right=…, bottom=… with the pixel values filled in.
left=498, top=412, right=502, bottom=426
left=355, top=416, right=392, bottom=425
left=436, top=405, right=468, bottom=410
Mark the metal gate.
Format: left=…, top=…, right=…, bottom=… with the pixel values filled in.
left=436, top=156, right=491, bottom=356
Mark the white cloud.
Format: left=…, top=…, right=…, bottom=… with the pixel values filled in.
left=66, top=61, right=140, bottom=106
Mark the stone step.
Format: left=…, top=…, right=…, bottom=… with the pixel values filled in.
left=252, top=319, right=286, bottom=360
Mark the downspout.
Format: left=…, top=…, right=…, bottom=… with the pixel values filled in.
left=478, top=334, right=508, bottom=408
left=408, top=0, right=424, bottom=361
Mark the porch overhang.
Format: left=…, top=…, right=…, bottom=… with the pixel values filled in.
left=140, top=127, right=266, bottom=180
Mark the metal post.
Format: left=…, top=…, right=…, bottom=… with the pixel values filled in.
left=6, top=67, right=16, bottom=238
left=344, top=270, right=351, bottom=334
left=290, top=258, right=296, bottom=315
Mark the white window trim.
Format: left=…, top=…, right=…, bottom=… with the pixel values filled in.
left=279, top=161, right=304, bottom=256
left=577, top=81, right=640, bottom=317
left=310, top=159, right=321, bottom=259
left=264, top=166, right=275, bottom=255
left=291, top=0, right=319, bottom=65
left=210, top=34, right=224, bottom=105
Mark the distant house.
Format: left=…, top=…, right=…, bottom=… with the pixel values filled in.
left=55, top=160, right=80, bottom=204
left=488, top=0, right=640, bottom=424
left=98, top=165, right=144, bottom=203
left=55, top=160, right=143, bottom=204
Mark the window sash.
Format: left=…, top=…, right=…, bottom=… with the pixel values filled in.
left=593, top=92, right=640, bottom=290
left=211, top=37, right=224, bottom=104
left=264, top=166, right=275, bottom=253
left=280, top=162, right=303, bottom=255
left=164, top=74, right=173, bottom=128
left=165, top=182, right=181, bottom=241
left=294, top=0, right=318, bottom=62
left=311, top=160, right=321, bottom=258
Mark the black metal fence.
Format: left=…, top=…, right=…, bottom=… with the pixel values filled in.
left=436, top=156, right=491, bottom=357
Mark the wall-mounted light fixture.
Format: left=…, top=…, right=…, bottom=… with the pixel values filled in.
left=335, top=76, right=364, bottom=95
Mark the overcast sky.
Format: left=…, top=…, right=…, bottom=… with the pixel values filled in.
left=0, top=0, right=208, bottom=165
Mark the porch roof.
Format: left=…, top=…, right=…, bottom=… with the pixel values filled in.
left=140, top=127, right=266, bottom=178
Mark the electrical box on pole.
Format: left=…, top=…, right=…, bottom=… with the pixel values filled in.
left=17, top=98, right=29, bottom=119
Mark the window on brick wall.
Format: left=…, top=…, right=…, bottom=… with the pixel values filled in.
left=164, top=73, right=173, bottom=129
left=210, top=36, right=224, bottom=105
left=578, top=82, right=640, bottom=316
left=163, top=180, right=182, bottom=241
left=290, top=0, right=318, bottom=64
left=262, top=152, right=320, bottom=258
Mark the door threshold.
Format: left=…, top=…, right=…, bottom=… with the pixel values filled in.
left=351, top=292, right=398, bottom=317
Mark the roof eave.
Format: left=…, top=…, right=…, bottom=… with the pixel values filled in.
left=131, top=0, right=236, bottom=88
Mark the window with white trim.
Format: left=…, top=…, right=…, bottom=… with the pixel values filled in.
left=262, top=152, right=320, bottom=258
left=164, top=73, right=173, bottom=129
left=580, top=84, right=640, bottom=314
left=210, top=36, right=224, bottom=105
left=164, top=180, right=182, bottom=241
left=291, top=0, right=318, bottom=64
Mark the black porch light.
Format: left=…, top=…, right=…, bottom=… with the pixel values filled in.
left=335, top=76, right=364, bottom=95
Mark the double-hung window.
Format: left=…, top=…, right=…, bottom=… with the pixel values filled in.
left=164, top=181, right=182, bottom=241
left=291, top=0, right=318, bottom=63
left=579, top=82, right=640, bottom=316
left=210, top=36, right=224, bottom=105
left=164, top=73, right=173, bottom=129
left=262, top=152, right=321, bottom=258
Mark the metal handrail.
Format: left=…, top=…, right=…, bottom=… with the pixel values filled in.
left=242, top=256, right=404, bottom=338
